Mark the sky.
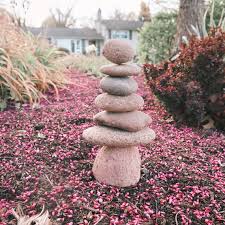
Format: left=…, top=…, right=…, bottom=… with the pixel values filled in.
left=2, top=0, right=179, bottom=27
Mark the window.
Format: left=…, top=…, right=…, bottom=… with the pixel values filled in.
left=71, top=40, right=75, bottom=53
left=111, top=30, right=129, bottom=40
left=71, top=40, right=81, bottom=53
left=76, top=40, right=80, bottom=50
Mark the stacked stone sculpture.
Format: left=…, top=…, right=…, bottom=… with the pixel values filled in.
left=83, top=39, right=156, bottom=187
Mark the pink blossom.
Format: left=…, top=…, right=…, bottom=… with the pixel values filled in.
left=0, top=71, right=224, bottom=224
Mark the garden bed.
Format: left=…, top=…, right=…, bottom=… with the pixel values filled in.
left=0, top=71, right=224, bottom=225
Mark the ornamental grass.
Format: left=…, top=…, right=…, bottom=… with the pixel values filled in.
left=0, top=9, right=68, bottom=110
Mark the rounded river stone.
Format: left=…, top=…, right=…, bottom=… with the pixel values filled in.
left=94, top=111, right=152, bottom=132
left=93, top=146, right=141, bottom=187
left=82, top=126, right=156, bottom=147
left=100, top=76, right=138, bottom=96
left=102, top=39, right=135, bottom=64
left=100, top=64, right=141, bottom=77
left=95, top=93, right=144, bottom=112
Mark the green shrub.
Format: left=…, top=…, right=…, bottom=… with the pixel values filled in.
left=143, top=29, right=225, bottom=130
left=138, top=11, right=177, bottom=63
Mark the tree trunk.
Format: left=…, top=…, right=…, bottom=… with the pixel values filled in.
left=174, top=0, right=205, bottom=50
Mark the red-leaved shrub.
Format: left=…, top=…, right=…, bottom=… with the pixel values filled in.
left=143, top=29, right=225, bottom=130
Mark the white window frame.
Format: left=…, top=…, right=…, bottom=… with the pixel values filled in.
left=76, top=40, right=81, bottom=50
left=111, top=30, right=129, bottom=40
left=71, top=39, right=81, bottom=53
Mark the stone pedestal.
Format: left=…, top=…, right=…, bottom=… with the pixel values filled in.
left=82, top=39, right=156, bottom=187
left=93, top=146, right=141, bottom=187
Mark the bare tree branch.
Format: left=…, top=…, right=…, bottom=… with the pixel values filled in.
left=43, top=7, right=76, bottom=28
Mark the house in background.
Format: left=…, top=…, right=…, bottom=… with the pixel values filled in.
left=28, top=27, right=104, bottom=55
left=95, top=9, right=143, bottom=52
left=28, top=9, right=144, bottom=55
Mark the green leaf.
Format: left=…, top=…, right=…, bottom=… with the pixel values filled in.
left=0, top=99, right=7, bottom=111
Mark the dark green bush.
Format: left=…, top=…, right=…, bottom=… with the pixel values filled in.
left=138, top=11, right=177, bottom=63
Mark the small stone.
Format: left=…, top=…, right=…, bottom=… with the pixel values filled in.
left=100, top=64, right=141, bottom=77
left=100, top=76, right=138, bottom=96
left=94, top=111, right=152, bottom=131
left=95, top=93, right=144, bottom=112
left=102, top=39, right=135, bottom=64
left=93, top=146, right=141, bottom=187
left=82, top=126, right=156, bottom=147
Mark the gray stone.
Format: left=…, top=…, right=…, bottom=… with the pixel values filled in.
left=102, top=39, right=135, bottom=64
left=100, top=76, right=138, bottom=96
left=82, top=126, right=156, bottom=147
left=93, top=146, right=141, bottom=187
left=95, top=93, right=144, bottom=112
left=100, top=64, right=141, bottom=77
left=94, top=111, right=152, bottom=132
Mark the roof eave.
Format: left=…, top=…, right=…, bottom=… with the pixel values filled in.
left=40, top=35, right=104, bottom=40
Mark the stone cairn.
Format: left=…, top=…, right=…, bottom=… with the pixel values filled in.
left=83, top=39, right=156, bottom=187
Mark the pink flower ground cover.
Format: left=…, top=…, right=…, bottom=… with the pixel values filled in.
left=0, top=71, right=224, bottom=225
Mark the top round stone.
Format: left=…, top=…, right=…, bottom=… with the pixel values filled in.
left=102, top=39, right=135, bottom=64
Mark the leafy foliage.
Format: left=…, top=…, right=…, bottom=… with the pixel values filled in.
left=144, top=29, right=225, bottom=130
left=138, top=11, right=177, bottom=63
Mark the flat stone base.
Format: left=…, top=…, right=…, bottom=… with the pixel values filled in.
left=83, top=126, right=155, bottom=147
left=93, top=146, right=141, bottom=187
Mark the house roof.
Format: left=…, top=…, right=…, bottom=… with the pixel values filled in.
left=100, top=20, right=144, bottom=31
left=27, top=27, right=104, bottom=40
